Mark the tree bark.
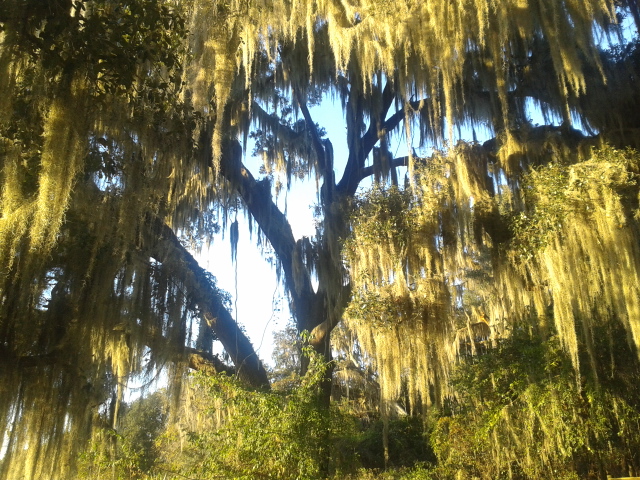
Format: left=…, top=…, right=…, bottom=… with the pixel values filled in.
left=217, top=136, right=338, bottom=402
left=218, top=140, right=321, bottom=333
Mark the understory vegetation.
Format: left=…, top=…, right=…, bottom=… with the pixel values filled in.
left=77, top=145, right=640, bottom=479
left=78, top=328, right=640, bottom=479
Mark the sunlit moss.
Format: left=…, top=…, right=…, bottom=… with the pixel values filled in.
left=0, top=3, right=208, bottom=478
left=1, top=0, right=638, bottom=477
left=343, top=142, right=640, bottom=440
left=188, top=0, right=619, bottom=160
left=432, top=333, right=640, bottom=479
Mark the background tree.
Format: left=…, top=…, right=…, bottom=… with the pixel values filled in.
left=78, top=390, right=168, bottom=479
left=270, top=322, right=303, bottom=387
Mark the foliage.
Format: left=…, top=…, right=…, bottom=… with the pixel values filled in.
left=156, top=348, right=359, bottom=479
left=0, top=3, right=209, bottom=478
left=340, top=143, right=640, bottom=479
left=338, top=463, right=436, bottom=480
left=3, top=0, right=640, bottom=478
left=78, top=391, right=169, bottom=479
left=74, top=331, right=640, bottom=480
left=355, top=417, right=435, bottom=471
left=511, top=145, right=640, bottom=259
left=270, top=322, right=303, bottom=388
left=118, top=391, right=169, bottom=473
left=431, top=332, right=640, bottom=480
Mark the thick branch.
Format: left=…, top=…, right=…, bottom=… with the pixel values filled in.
left=293, top=88, right=331, bottom=175
left=336, top=82, right=367, bottom=196
left=309, top=281, right=352, bottom=349
left=358, top=156, right=410, bottom=183
left=356, top=124, right=591, bottom=184
left=251, top=101, right=304, bottom=144
left=147, top=216, right=270, bottom=388
left=75, top=181, right=268, bottom=385
left=336, top=83, right=423, bottom=196
left=218, top=140, right=318, bottom=330
left=186, top=348, right=236, bottom=376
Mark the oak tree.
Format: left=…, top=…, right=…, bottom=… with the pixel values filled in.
left=2, top=0, right=640, bottom=477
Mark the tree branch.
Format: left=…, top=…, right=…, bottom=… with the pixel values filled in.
left=293, top=88, right=330, bottom=175
left=358, top=156, right=410, bottom=183
left=251, top=101, right=304, bottom=145
left=146, top=215, right=270, bottom=388
left=218, top=140, right=320, bottom=332
left=186, top=348, right=236, bottom=376
left=336, top=82, right=423, bottom=196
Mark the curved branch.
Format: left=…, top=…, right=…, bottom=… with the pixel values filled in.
left=293, top=88, right=331, bottom=175
left=218, top=140, right=319, bottom=331
left=336, top=82, right=424, bottom=196
left=186, top=348, right=236, bottom=376
left=251, top=101, right=304, bottom=144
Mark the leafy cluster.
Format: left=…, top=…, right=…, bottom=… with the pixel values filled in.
left=4, top=0, right=187, bottom=99
left=511, top=145, right=640, bottom=259
left=79, top=391, right=168, bottom=480
left=3, top=0, right=640, bottom=478
left=153, top=347, right=351, bottom=480
left=81, top=326, right=640, bottom=480
left=511, top=163, right=571, bottom=257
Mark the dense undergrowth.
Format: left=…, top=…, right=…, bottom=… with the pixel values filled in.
left=77, top=329, right=640, bottom=480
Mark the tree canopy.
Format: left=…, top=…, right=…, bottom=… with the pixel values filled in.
left=2, top=0, right=640, bottom=478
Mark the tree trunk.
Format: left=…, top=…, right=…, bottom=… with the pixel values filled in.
left=211, top=81, right=401, bottom=398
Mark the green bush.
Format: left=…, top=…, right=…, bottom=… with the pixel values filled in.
left=77, top=391, right=168, bottom=480
left=355, top=417, right=434, bottom=470
left=430, top=333, right=640, bottom=479
left=160, top=349, right=359, bottom=479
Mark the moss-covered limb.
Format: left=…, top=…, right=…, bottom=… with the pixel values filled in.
left=309, top=281, right=353, bottom=347
left=358, top=156, right=410, bottom=183
left=217, top=139, right=320, bottom=327
left=336, top=83, right=422, bottom=196
left=250, top=100, right=306, bottom=145
left=146, top=216, right=270, bottom=389
left=188, top=0, right=621, bottom=141
left=293, top=87, right=331, bottom=175
left=336, top=80, right=379, bottom=197
left=356, top=124, right=591, bottom=185
left=337, top=38, right=640, bottom=193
